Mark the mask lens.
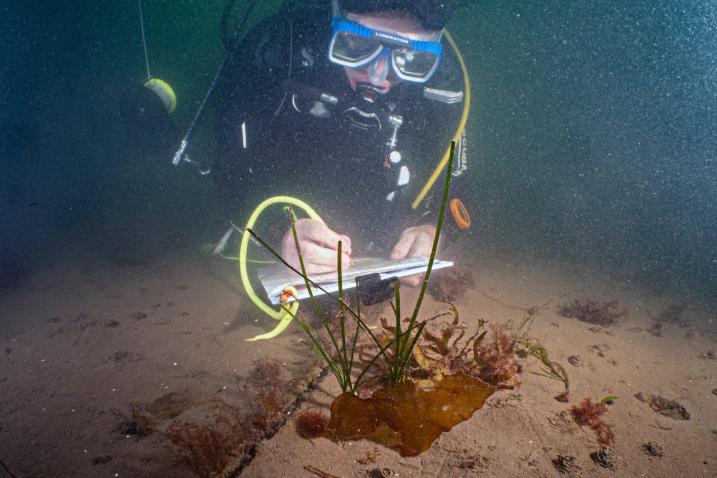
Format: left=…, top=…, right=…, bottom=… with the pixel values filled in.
left=393, top=49, right=439, bottom=80
left=331, top=31, right=382, bottom=65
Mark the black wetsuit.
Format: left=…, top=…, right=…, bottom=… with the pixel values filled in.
left=214, top=1, right=469, bottom=255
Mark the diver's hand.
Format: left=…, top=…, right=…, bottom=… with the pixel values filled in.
left=390, top=224, right=438, bottom=287
left=282, top=219, right=352, bottom=274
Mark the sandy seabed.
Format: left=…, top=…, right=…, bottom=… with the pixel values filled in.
left=1, top=246, right=715, bottom=478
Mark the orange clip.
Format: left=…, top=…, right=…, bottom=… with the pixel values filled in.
left=279, top=289, right=295, bottom=304
left=449, top=198, right=471, bottom=230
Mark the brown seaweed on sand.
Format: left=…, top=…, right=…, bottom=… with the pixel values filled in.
left=325, top=373, right=495, bottom=457
left=111, top=391, right=196, bottom=437
left=407, top=311, right=522, bottom=389
left=415, top=302, right=568, bottom=392
left=358, top=308, right=522, bottom=391
left=569, top=398, right=615, bottom=446
left=635, top=392, right=690, bottom=420
left=472, top=323, right=523, bottom=389
left=558, top=299, right=626, bottom=326
left=647, top=302, right=689, bottom=332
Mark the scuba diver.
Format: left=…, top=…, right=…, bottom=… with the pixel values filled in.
left=214, top=0, right=473, bottom=288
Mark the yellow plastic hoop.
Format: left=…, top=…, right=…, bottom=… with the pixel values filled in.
left=239, top=196, right=323, bottom=341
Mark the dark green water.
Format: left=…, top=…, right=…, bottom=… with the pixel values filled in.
left=1, top=0, right=715, bottom=299
left=462, top=1, right=716, bottom=298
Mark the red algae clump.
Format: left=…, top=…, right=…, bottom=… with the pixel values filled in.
left=569, top=398, right=615, bottom=446
left=295, top=410, right=329, bottom=439
left=325, top=373, right=495, bottom=456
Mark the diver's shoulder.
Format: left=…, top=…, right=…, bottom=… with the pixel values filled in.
left=279, top=0, right=333, bottom=21
left=264, top=0, right=333, bottom=32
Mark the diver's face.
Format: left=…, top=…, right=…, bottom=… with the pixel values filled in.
left=342, top=11, right=439, bottom=93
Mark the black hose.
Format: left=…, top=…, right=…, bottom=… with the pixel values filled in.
left=220, top=0, right=255, bottom=53
left=171, top=0, right=256, bottom=167
left=220, top=0, right=238, bottom=50
left=0, top=460, right=18, bottom=478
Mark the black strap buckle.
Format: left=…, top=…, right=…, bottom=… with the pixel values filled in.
left=356, top=273, right=398, bottom=306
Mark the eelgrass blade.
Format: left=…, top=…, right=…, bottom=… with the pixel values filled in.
left=353, top=335, right=399, bottom=391
left=247, top=229, right=337, bottom=300
left=286, top=221, right=349, bottom=387
left=356, top=318, right=426, bottom=387
left=248, top=225, right=389, bottom=392
left=289, top=221, right=329, bottom=324
left=399, top=141, right=456, bottom=374
left=250, top=225, right=346, bottom=389
left=246, top=162, right=463, bottom=390
left=396, top=321, right=426, bottom=380
left=346, top=282, right=362, bottom=391
left=337, top=241, right=348, bottom=379
left=393, top=281, right=402, bottom=378
left=249, top=226, right=389, bottom=381
left=385, top=320, right=426, bottom=382
left=247, top=227, right=388, bottom=352
left=248, top=229, right=369, bottom=330
left=282, top=304, right=343, bottom=389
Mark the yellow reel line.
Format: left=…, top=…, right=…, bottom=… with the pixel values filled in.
left=239, top=196, right=323, bottom=341
left=412, top=29, right=471, bottom=210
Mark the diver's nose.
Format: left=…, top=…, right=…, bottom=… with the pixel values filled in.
left=367, top=54, right=390, bottom=86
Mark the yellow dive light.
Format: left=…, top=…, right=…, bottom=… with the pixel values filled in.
left=144, top=78, right=177, bottom=113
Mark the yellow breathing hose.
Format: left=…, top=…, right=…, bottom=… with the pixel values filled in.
left=240, top=196, right=323, bottom=341
left=412, top=29, right=471, bottom=210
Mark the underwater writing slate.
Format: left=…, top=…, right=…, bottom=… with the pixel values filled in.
left=258, top=257, right=454, bottom=305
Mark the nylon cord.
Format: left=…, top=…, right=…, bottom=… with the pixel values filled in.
left=138, top=0, right=151, bottom=80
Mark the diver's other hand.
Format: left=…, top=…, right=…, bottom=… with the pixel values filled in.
left=390, top=224, right=437, bottom=287
left=282, top=219, right=352, bottom=274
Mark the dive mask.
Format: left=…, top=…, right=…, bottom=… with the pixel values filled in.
left=328, top=17, right=442, bottom=83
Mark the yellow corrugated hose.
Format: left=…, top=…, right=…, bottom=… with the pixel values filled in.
left=240, top=196, right=323, bottom=341
left=411, top=29, right=471, bottom=210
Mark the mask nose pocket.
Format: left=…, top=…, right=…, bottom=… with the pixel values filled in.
left=367, top=51, right=390, bottom=86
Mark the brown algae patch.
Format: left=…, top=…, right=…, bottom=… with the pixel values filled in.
left=325, top=373, right=495, bottom=456
left=558, top=299, right=626, bottom=326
